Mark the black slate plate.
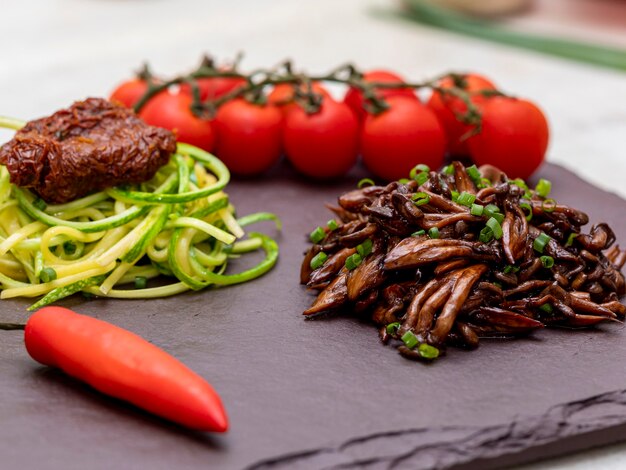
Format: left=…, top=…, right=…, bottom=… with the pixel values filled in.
left=0, top=162, right=625, bottom=470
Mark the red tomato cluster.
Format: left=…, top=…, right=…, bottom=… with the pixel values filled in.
left=109, top=69, right=549, bottom=181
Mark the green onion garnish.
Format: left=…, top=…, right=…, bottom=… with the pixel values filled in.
left=520, top=202, right=533, bottom=221
left=398, top=178, right=410, bottom=184
left=358, top=178, right=375, bottom=189
left=466, top=165, right=481, bottom=185
left=479, top=226, right=494, bottom=243
left=412, top=230, right=426, bottom=237
left=310, top=252, right=328, bottom=270
left=386, top=322, right=401, bottom=335
left=503, top=265, right=520, bottom=274
left=539, top=303, right=553, bottom=314
left=309, top=226, right=326, bottom=244
left=486, top=217, right=503, bottom=239
left=565, top=232, right=578, bottom=247
left=450, top=190, right=459, bottom=202
left=535, top=178, right=552, bottom=198
left=412, top=192, right=430, bottom=206
left=484, top=204, right=500, bottom=218
left=470, top=203, right=484, bottom=216
left=443, top=164, right=454, bottom=175
left=415, top=164, right=430, bottom=173
left=356, top=239, right=373, bottom=258
left=414, top=171, right=429, bottom=186
left=479, top=177, right=491, bottom=188
left=510, top=178, right=529, bottom=191
left=345, top=253, right=363, bottom=270
left=533, top=232, right=551, bottom=253
left=418, top=343, right=440, bottom=360
left=40, top=267, right=57, bottom=283
left=542, top=198, right=556, bottom=213
left=401, top=330, right=419, bottom=349
left=456, top=191, right=476, bottom=207
left=428, top=227, right=440, bottom=239
left=134, top=276, right=147, bottom=289
left=327, top=219, right=339, bottom=231
left=540, top=255, right=555, bottom=268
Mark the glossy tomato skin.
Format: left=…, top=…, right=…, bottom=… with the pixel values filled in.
left=427, top=73, right=496, bottom=157
left=180, top=75, right=246, bottom=101
left=344, top=69, right=418, bottom=121
left=361, top=97, right=446, bottom=182
left=109, top=79, right=149, bottom=108
left=139, top=91, right=215, bottom=152
left=268, top=82, right=330, bottom=116
left=214, top=99, right=283, bottom=176
left=283, top=98, right=359, bottom=179
left=467, top=97, right=549, bottom=180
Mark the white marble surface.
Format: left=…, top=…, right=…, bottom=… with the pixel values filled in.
left=1, top=0, right=625, bottom=468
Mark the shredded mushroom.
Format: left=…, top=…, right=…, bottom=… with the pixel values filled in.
left=300, top=162, right=626, bottom=362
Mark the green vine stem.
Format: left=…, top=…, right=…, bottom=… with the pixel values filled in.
left=131, top=55, right=508, bottom=133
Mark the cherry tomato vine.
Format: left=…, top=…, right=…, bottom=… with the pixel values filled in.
left=111, top=54, right=549, bottom=181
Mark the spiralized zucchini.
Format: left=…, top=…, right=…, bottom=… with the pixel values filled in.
left=0, top=120, right=280, bottom=310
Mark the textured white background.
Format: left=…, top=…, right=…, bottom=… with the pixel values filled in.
left=0, top=0, right=625, bottom=468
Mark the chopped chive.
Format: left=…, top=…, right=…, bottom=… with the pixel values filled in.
left=414, top=164, right=430, bottom=173
left=535, top=178, right=552, bottom=198
left=479, top=226, right=494, bottom=243
left=565, top=232, right=578, bottom=247
left=39, top=267, right=57, bottom=283
left=414, top=171, right=429, bottom=186
left=470, top=203, right=484, bottom=216
left=401, top=330, right=419, bottom=349
left=510, top=178, right=529, bottom=192
left=503, top=265, right=520, bottom=274
left=456, top=191, right=476, bottom=207
left=450, top=190, right=459, bottom=202
left=398, top=178, right=410, bottom=184
left=542, top=198, right=556, bottom=213
left=310, top=252, right=328, bottom=270
left=486, top=217, right=503, bottom=239
left=134, top=276, right=147, bottom=289
left=466, top=165, right=481, bottom=185
left=479, top=177, right=491, bottom=188
left=386, top=322, right=401, bottom=335
left=443, top=164, right=454, bottom=175
left=540, top=255, right=555, bottom=268
left=309, top=226, right=326, bottom=244
left=358, top=178, right=375, bottom=189
left=33, top=198, right=47, bottom=211
left=484, top=204, right=500, bottom=218
left=345, top=253, right=363, bottom=270
left=412, top=230, right=426, bottom=237
left=539, top=303, right=553, bottom=314
left=356, top=239, right=373, bottom=258
left=327, top=219, right=339, bottom=231
left=418, top=343, right=440, bottom=360
left=428, top=227, right=440, bottom=239
left=520, top=202, right=533, bottom=221
left=533, top=232, right=551, bottom=253
left=411, top=191, right=430, bottom=206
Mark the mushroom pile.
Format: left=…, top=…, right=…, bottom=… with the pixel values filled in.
left=300, top=162, right=626, bottom=361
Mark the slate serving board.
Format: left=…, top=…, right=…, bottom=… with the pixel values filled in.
left=1, top=162, right=625, bottom=470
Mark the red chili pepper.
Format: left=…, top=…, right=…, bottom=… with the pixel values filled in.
left=24, top=306, right=228, bottom=432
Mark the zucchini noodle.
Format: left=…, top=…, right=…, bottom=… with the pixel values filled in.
left=0, top=119, right=281, bottom=310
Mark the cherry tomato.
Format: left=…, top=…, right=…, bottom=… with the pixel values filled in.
left=213, top=99, right=283, bottom=176
left=427, top=73, right=496, bottom=156
left=283, top=98, right=359, bottom=179
left=361, top=97, right=446, bottom=182
left=467, top=96, right=549, bottom=180
left=139, top=91, right=215, bottom=152
left=180, top=73, right=246, bottom=101
left=344, top=69, right=417, bottom=121
left=109, top=79, right=149, bottom=108
left=268, top=82, right=330, bottom=116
